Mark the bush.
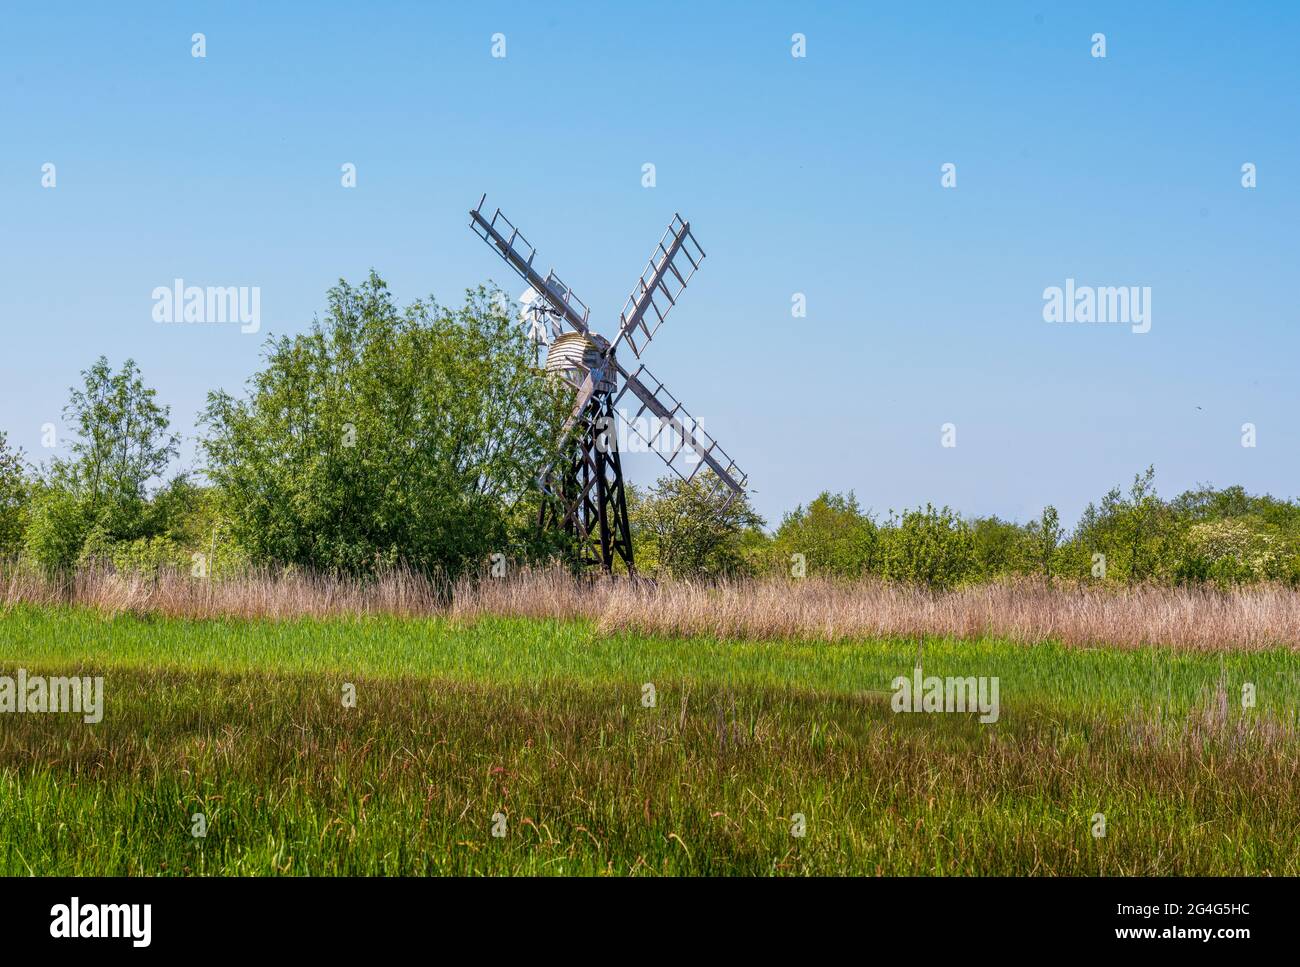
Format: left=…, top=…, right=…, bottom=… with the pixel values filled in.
left=627, top=473, right=765, bottom=579
left=771, top=491, right=877, bottom=578
left=1173, top=518, right=1283, bottom=586
left=78, top=530, right=189, bottom=575
left=23, top=487, right=92, bottom=574
left=880, top=504, right=974, bottom=590
left=970, top=516, right=1031, bottom=580
left=0, top=431, right=26, bottom=558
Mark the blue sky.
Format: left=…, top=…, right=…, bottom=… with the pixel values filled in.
left=2, top=1, right=1298, bottom=528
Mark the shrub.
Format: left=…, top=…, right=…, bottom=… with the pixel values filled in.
left=772, top=491, right=878, bottom=578
left=880, top=504, right=974, bottom=590
left=0, top=431, right=26, bottom=558
left=22, top=487, right=92, bottom=574
left=1174, top=518, right=1282, bottom=586
left=627, top=473, right=765, bottom=579
left=970, top=516, right=1031, bottom=579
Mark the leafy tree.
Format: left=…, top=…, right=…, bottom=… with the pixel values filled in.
left=879, top=504, right=974, bottom=589
left=626, top=472, right=764, bottom=579
left=970, top=515, right=1031, bottom=579
left=1171, top=483, right=1253, bottom=521
left=200, top=273, right=563, bottom=576
left=736, top=525, right=776, bottom=576
left=772, top=491, right=877, bottom=578
left=1073, top=466, right=1177, bottom=582
left=0, top=431, right=28, bottom=557
left=22, top=485, right=91, bottom=573
left=1027, top=505, right=1063, bottom=579
left=53, top=356, right=179, bottom=524
left=1175, top=518, right=1282, bottom=585
left=24, top=358, right=179, bottom=571
left=73, top=476, right=245, bottom=577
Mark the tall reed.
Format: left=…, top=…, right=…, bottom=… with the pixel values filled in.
left=4, top=562, right=1298, bottom=651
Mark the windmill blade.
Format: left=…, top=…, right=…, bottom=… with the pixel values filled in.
left=611, top=214, right=705, bottom=359
left=612, top=360, right=747, bottom=505
left=469, top=195, right=591, bottom=335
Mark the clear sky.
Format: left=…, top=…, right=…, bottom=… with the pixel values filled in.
left=3, top=1, right=1298, bottom=528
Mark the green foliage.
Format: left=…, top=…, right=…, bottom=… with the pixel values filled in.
left=200, top=273, right=563, bottom=576
left=1072, top=466, right=1175, bottom=582
left=0, top=431, right=26, bottom=558
left=772, top=491, right=877, bottom=577
left=65, top=478, right=234, bottom=576
left=735, top=524, right=776, bottom=576
left=10, top=311, right=1300, bottom=591
left=51, top=356, right=179, bottom=527
left=25, top=357, right=182, bottom=572
left=879, top=503, right=974, bottom=590
left=969, top=516, right=1030, bottom=580
left=1027, top=505, right=1063, bottom=579
left=627, top=473, right=765, bottom=578
left=22, top=485, right=92, bottom=574
left=1174, top=518, right=1285, bottom=586
left=14, top=357, right=258, bottom=577
left=78, top=531, right=188, bottom=574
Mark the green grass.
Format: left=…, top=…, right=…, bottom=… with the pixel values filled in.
left=1, top=605, right=1298, bottom=875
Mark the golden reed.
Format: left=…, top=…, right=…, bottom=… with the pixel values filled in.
left=3, top=563, right=1298, bottom=651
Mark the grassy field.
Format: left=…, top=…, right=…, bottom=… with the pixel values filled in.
left=1, top=604, right=1298, bottom=875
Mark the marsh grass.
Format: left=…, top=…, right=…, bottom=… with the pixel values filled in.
left=0, top=562, right=445, bottom=621
left=1, top=608, right=1298, bottom=875
left=5, top=563, right=1300, bottom=651
left=2, top=663, right=1297, bottom=876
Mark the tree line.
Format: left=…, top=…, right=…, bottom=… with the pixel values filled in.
left=2, top=273, right=1298, bottom=589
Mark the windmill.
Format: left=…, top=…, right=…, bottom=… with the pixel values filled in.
left=469, top=194, right=749, bottom=574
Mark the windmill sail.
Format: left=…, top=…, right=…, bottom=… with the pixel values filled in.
left=469, top=196, right=591, bottom=336
left=611, top=214, right=704, bottom=358
left=612, top=360, right=747, bottom=505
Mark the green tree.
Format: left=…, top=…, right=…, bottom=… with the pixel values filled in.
left=879, top=504, right=974, bottom=590
left=970, top=515, right=1031, bottom=579
left=53, top=356, right=179, bottom=523
left=0, top=431, right=28, bottom=557
left=25, top=358, right=179, bottom=571
left=772, top=491, right=877, bottom=578
left=22, top=485, right=91, bottom=574
left=200, top=273, right=563, bottom=576
left=1183, top=518, right=1280, bottom=584
left=626, top=473, right=764, bottom=579
left=1027, top=505, right=1063, bottom=579
left=1073, top=466, right=1176, bottom=582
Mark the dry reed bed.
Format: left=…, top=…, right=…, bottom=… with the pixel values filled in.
left=452, top=570, right=1300, bottom=652
left=0, top=565, right=445, bottom=621
left=3, top=565, right=1299, bottom=651
left=590, top=578, right=1300, bottom=652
